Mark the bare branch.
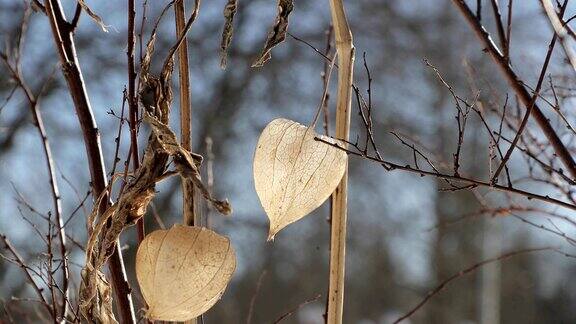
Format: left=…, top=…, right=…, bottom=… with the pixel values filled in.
left=393, top=247, right=551, bottom=323
left=450, top=0, right=576, bottom=180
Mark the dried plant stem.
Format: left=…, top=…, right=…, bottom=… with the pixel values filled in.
left=327, top=0, right=354, bottom=323
left=128, top=0, right=144, bottom=243
left=26, top=86, right=70, bottom=322
left=43, top=0, right=136, bottom=322
left=175, top=0, right=197, bottom=229
left=175, top=1, right=197, bottom=323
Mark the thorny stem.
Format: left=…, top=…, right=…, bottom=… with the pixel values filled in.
left=42, top=0, right=136, bottom=322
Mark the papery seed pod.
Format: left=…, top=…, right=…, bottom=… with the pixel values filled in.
left=136, top=225, right=236, bottom=321
left=253, top=118, right=347, bottom=240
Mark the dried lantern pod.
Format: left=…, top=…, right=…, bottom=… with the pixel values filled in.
left=136, top=225, right=236, bottom=321
left=253, top=118, right=347, bottom=240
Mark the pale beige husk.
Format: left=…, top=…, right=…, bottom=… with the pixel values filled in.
left=136, top=225, right=236, bottom=321
left=253, top=118, right=347, bottom=240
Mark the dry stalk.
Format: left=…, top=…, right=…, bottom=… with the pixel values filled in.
left=174, top=0, right=198, bottom=229
left=42, top=0, right=136, bottom=321
left=127, top=0, right=144, bottom=243
left=174, top=2, right=199, bottom=323
left=326, top=0, right=354, bottom=323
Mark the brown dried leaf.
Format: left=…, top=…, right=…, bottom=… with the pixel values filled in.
left=251, top=0, right=294, bottom=67
left=253, top=118, right=347, bottom=240
left=140, top=0, right=177, bottom=79
left=136, top=225, right=236, bottom=321
left=144, top=112, right=232, bottom=215
left=76, top=0, right=109, bottom=32
left=220, top=0, right=238, bottom=69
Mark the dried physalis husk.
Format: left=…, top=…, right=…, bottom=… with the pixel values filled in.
left=136, top=225, right=236, bottom=321
left=253, top=118, right=347, bottom=240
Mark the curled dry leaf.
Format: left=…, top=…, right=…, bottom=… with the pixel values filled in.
left=220, top=0, right=238, bottom=69
left=136, top=225, right=236, bottom=321
left=253, top=118, right=347, bottom=240
left=144, top=111, right=232, bottom=215
left=251, top=0, right=294, bottom=67
left=76, top=0, right=109, bottom=32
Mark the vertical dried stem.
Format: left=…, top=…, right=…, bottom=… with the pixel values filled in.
left=322, top=26, right=333, bottom=137
left=175, top=0, right=196, bottom=229
left=43, top=0, right=136, bottom=322
left=128, top=0, right=144, bottom=242
left=175, top=1, right=197, bottom=323
left=327, top=0, right=354, bottom=323
left=205, top=137, right=215, bottom=229
left=321, top=25, right=333, bottom=324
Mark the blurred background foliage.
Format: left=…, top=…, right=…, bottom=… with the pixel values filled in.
left=1, top=0, right=575, bottom=323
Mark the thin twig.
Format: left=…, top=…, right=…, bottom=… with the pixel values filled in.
left=393, top=247, right=551, bottom=323
left=0, top=234, right=52, bottom=315
left=272, top=294, right=322, bottom=324
left=246, top=270, right=267, bottom=324
left=491, top=0, right=567, bottom=183
left=1, top=38, right=70, bottom=320
left=490, top=0, right=507, bottom=54
left=540, top=0, right=576, bottom=74
left=316, top=138, right=576, bottom=212
left=505, top=0, right=513, bottom=63
left=450, top=0, right=576, bottom=180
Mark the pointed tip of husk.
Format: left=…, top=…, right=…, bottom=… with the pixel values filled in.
left=267, top=229, right=277, bottom=242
